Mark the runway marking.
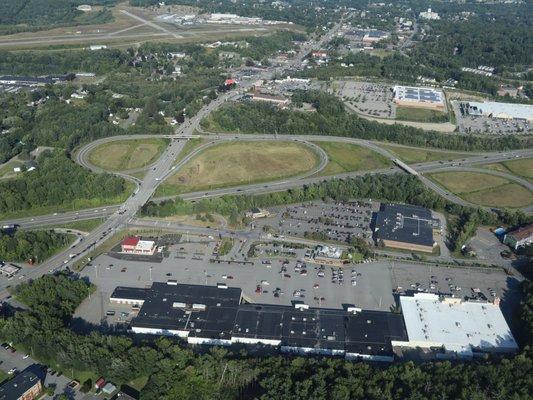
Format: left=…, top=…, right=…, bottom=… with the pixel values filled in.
left=108, top=23, right=146, bottom=36
left=120, top=10, right=183, bottom=39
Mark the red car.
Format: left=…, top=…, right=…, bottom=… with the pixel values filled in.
left=255, top=285, right=262, bottom=293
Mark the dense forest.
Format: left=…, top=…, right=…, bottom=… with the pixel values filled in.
left=0, top=273, right=531, bottom=399
left=203, top=91, right=530, bottom=151
left=0, top=150, right=129, bottom=216
left=0, top=229, right=72, bottom=263
left=142, top=173, right=532, bottom=253
left=0, top=0, right=116, bottom=35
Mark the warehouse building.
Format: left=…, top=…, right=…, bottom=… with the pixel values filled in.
left=113, top=282, right=408, bottom=361
left=250, top=91, right=290, bottom=107
left=503, top=223, right=533, bottom=250
left=392, top=293, right=518, bottom=359
left=373, top=203, right=439, bottom=253
left=462, top=101, right=533, bottom=122
left=0, top=371, right=42, bottom=400
left=392, top=85, right=445, bottom=110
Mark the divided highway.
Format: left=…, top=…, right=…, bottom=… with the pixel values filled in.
left=0, top=19, right=530, bottom=298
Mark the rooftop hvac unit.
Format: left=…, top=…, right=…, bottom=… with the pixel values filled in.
left=192, top=303, right=206, bottom=311
left=217, top=283, right=228, bottom=289
left=347, top=307, right=362, bottom=314
left=172, top=302, right=186, bottom=308
left=167, top=280, right=178, bottom=285
left=294, top=303, right=309, bottom=310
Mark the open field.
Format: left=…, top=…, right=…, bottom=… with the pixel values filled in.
left=428, top=171, right=532, bottom=208
left=482, top=158, right=533, bottom=181
left=395, top=106, right=448, bottom=123
left=0, top=159, right=24, bottom=180
left=88, top=138, right=168, bottom=172
left=313, top=141, right=391, bottom=176
left=42, top=218, right=105, bottom=233
left=381, top=144, right=471, bottom=164
left=173, top=138, right=208, bottom=165
left=157, top=141, right=320, bottom=196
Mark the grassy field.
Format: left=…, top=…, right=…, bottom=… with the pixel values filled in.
left=313, top=141, right=392, bottom=176
left=88, top=138, right=168, bottom=172
left=42, top=218, right=105, bottom=232
left=0, top=370, right=8, bottom=384
left=428, top=171, right=532, bottom=208
left=0, top=159, right=24, bottom=180
left=382, top=144, right=471, bottom=164
left=156, top=141, right=320, bottom=196
left=395, top=106, right=448, bottom=123
left=483, top=158, right=533, bottom=181
left=173, top=138, right=208, bottom=165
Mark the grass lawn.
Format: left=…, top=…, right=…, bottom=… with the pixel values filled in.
left=462, top=183, right=532, bottom=208
left=395, top=106, right=448, bottom=123
left=173, top=138, right=208, bottom=165
left=313, top=141, right=392, bottom=176
left=482, top=158, right=533, bottom=181
left=88, top=138, right=168, bottom=171
left=156, top=141, right=320, bottom=196
left=42, top=218, right=105, bottom=232
left=0, top=159, right=24, bottom=180
left=128, top=375, right=149, bottom=392
left=382, top=144, right=471, bottom=164
left=0, top=370, right=8, bottom=384
left=428, top=171, right=532, bottom=208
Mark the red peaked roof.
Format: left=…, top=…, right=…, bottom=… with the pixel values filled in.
left=122, top=236, right=140, bottom=247
left=225, top=78, right=236, bottom=85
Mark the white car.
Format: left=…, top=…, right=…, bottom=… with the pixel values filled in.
left=261, top=280, right=270, bottom=286
left=22, top=354, right=29, bottom=359
left=351, top=280, right=357, bottom=286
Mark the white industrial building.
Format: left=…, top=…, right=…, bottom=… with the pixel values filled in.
left=392, top=293, right=518, bottom=359
left=464, top=101, right=533, bottom=122
left=419, top=8, right=440, bottom=20
left=393, top=85, right=445, bottom=109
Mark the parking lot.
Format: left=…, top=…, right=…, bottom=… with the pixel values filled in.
left=253, top=201, right=376, bottom=244
left=453, top=101, right=531, bottom=135
left=332, top=80, right=394, bottom=118
left=74, top=234, right=521, bottom=328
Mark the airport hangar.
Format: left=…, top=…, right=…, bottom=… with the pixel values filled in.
left=110, top=281, right=517, bottom=361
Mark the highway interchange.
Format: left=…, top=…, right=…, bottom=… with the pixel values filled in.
left=0, top=19, right=531, bottom=299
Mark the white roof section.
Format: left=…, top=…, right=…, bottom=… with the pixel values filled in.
left=467, top=101, right=533, bottom=121
left=393, top=85, right=444, bottom=105
left=399, top=293, right=518, bottom=356
left=136, top=240, right=155, bottom=251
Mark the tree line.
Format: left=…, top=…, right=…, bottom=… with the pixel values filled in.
left=0, top=229, right=71, bottom=263
left=0, top=273, right=531, bottom=399
left=203, top=90, right=530, bottom=151
left=141, top=173, right=532, bottom=253
left=0, top=150, right=128, bottom=216
left=0, top=0, right=116, bottom=35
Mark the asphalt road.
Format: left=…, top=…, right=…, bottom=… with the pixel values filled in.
left=0, top=22, right=345, bottom=299
left=0, top=19, right=530, bottom=299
